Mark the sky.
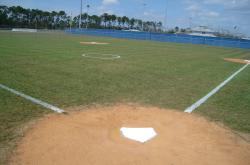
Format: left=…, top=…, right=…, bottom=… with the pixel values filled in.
left=1, top=0, right=250, bottom=37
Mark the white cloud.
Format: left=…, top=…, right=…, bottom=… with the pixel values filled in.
left=207, top=11, right=220, bottom=17
left=203, top=0, right=229, bottom=5
left=186, top=4, right=220, bottom=18
left=143, top=11, right=150, bottom=16
left=186, top=4, right=202, bottom=12
left=102, top=0, right=119, bottom=5
left=95, top=5, right=114, bottom=15
left=188, top=0, right=250, bottom=12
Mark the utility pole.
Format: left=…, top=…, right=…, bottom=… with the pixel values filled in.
left=79, top=0, right=82, bottom=29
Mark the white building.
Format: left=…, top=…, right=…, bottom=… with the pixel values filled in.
left=188, top=26, right=216, bottom=37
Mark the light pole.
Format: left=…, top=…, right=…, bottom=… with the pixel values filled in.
left=70, top=12, right=73, bottom=32
left=142, top=3, right=146, bottom=31
left=86, top=4, right=90, bottom=29
left=79, top=0, right=82, bottom=29
left=164, top=0, right=168, bottom=31
left=189, top=17, right=193, bottom=29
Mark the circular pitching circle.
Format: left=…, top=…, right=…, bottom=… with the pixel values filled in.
left=82, top=53, right=120, bottom=60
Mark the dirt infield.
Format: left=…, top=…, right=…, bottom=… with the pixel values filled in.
left=224, top=58, right=250, bottom=64
left=80, top=41, right=109, bottom=45
left=10, top=104, right=250, bottom=165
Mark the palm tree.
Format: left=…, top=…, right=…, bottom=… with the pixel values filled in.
left=129, top=18, right=136, bottom=29
left=0, top=5, right=163, bottom=31
left=122, top=16, right=129, bottom=29
left=144, top=21, right=152, bottom=31
left=110, top=14, right=117, bottom=27
left=44, top=11, right=52, bottom=29
left=58, top=11, right=67, bottom=29
left=50, top=11, right=57, bottom=29
left=101, top=13, right=108, bottom=28
left=106, top=14, right=113, bottom=28
left=175, top=26, right=179, bottom=32
left=0, top=6, right=9, bottom=25
left=156, top=22, right=163, bottom=32
left=137, top=19, right=143, bottom=30
left=81, top=13, right=88, bottom=26
left=90, top=15, right=101, bottom=28
left=117, top=16, right=122, bottom=29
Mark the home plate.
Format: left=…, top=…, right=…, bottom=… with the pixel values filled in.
left=245, top=60, right=250, bottom=63
left=120, top=127, right=157, bottom=143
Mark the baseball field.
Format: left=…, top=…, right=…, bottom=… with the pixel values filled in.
left=0, top=31, right=250, bottom=164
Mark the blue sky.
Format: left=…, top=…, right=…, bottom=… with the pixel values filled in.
left=1, top=0, right=250, bottom=36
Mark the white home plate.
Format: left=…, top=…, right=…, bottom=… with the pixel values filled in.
left=245, top=60, right=250, bottom=63
left=120, top=127, right=157, bottom=143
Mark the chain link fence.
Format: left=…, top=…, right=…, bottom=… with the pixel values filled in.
left=67, top=28, right=250, bottom=49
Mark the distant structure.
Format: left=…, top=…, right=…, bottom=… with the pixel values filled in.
left=12, top=28, right=37, bottom=33
left=188, top=26, right=216, bottom=37
left=243, top=37, right=250, bottom=40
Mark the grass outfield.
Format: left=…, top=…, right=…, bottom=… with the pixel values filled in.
left=0, top=31, right=250, bottom=163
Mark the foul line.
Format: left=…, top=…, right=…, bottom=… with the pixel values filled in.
left=185, top=63, right=249, bottom=113
left=0, top=84, right=64, bottom=113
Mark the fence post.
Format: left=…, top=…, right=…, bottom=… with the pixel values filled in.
left=238, top=39, right=241, bottom=48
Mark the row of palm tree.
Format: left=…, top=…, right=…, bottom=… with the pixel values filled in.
left=0, top=6, right=68, bottom=29
left=0, top=6, right=163, bottom=32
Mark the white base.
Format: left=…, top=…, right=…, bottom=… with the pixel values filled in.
left=245, top=60, right=250, bottom=63
left=120, top=127, right=157, bottom=143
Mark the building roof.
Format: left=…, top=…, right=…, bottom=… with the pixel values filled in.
left=188, top=33, right=217, bottom=37
left=191, top=26, right=215, bottom=33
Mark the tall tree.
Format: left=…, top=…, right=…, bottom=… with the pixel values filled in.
left=0, top=6, right=9, bottom=25
left=110, top=14, right=117, bottom=27
left=0, top=5, right=164, bottom=32
left=117, top=16, right=122, bottom=29
left=122, top=16, right=129, bottom=29
left=129, top=18, right=136, bottom=29
left=101, top=13, right=109, bottom=28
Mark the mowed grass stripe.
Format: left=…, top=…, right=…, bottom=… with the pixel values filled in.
left=1, top=31, right=249, bottom=109
left=198, top=65, right=250, bottom=132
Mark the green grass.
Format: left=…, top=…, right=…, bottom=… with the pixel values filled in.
left=0, top=30, right=250, bottom=164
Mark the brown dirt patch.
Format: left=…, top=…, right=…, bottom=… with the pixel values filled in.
left=80, top=41, right=109, bottom=45
left=10, top=104, right=250, bottom=165
left=224, top=58, right=250, bottom=64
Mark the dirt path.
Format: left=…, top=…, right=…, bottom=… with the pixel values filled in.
left=10, top=104, right=250, bottom=165
left=224, top=58, right=250, bottom=64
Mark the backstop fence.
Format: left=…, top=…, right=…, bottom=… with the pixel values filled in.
left=66, top=28, right=250, bottom=49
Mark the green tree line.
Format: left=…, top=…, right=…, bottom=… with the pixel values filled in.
left=0, top=5, right=163, bottom=32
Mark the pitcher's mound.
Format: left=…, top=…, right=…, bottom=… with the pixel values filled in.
left=11, top=104, right=250, bottom=165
